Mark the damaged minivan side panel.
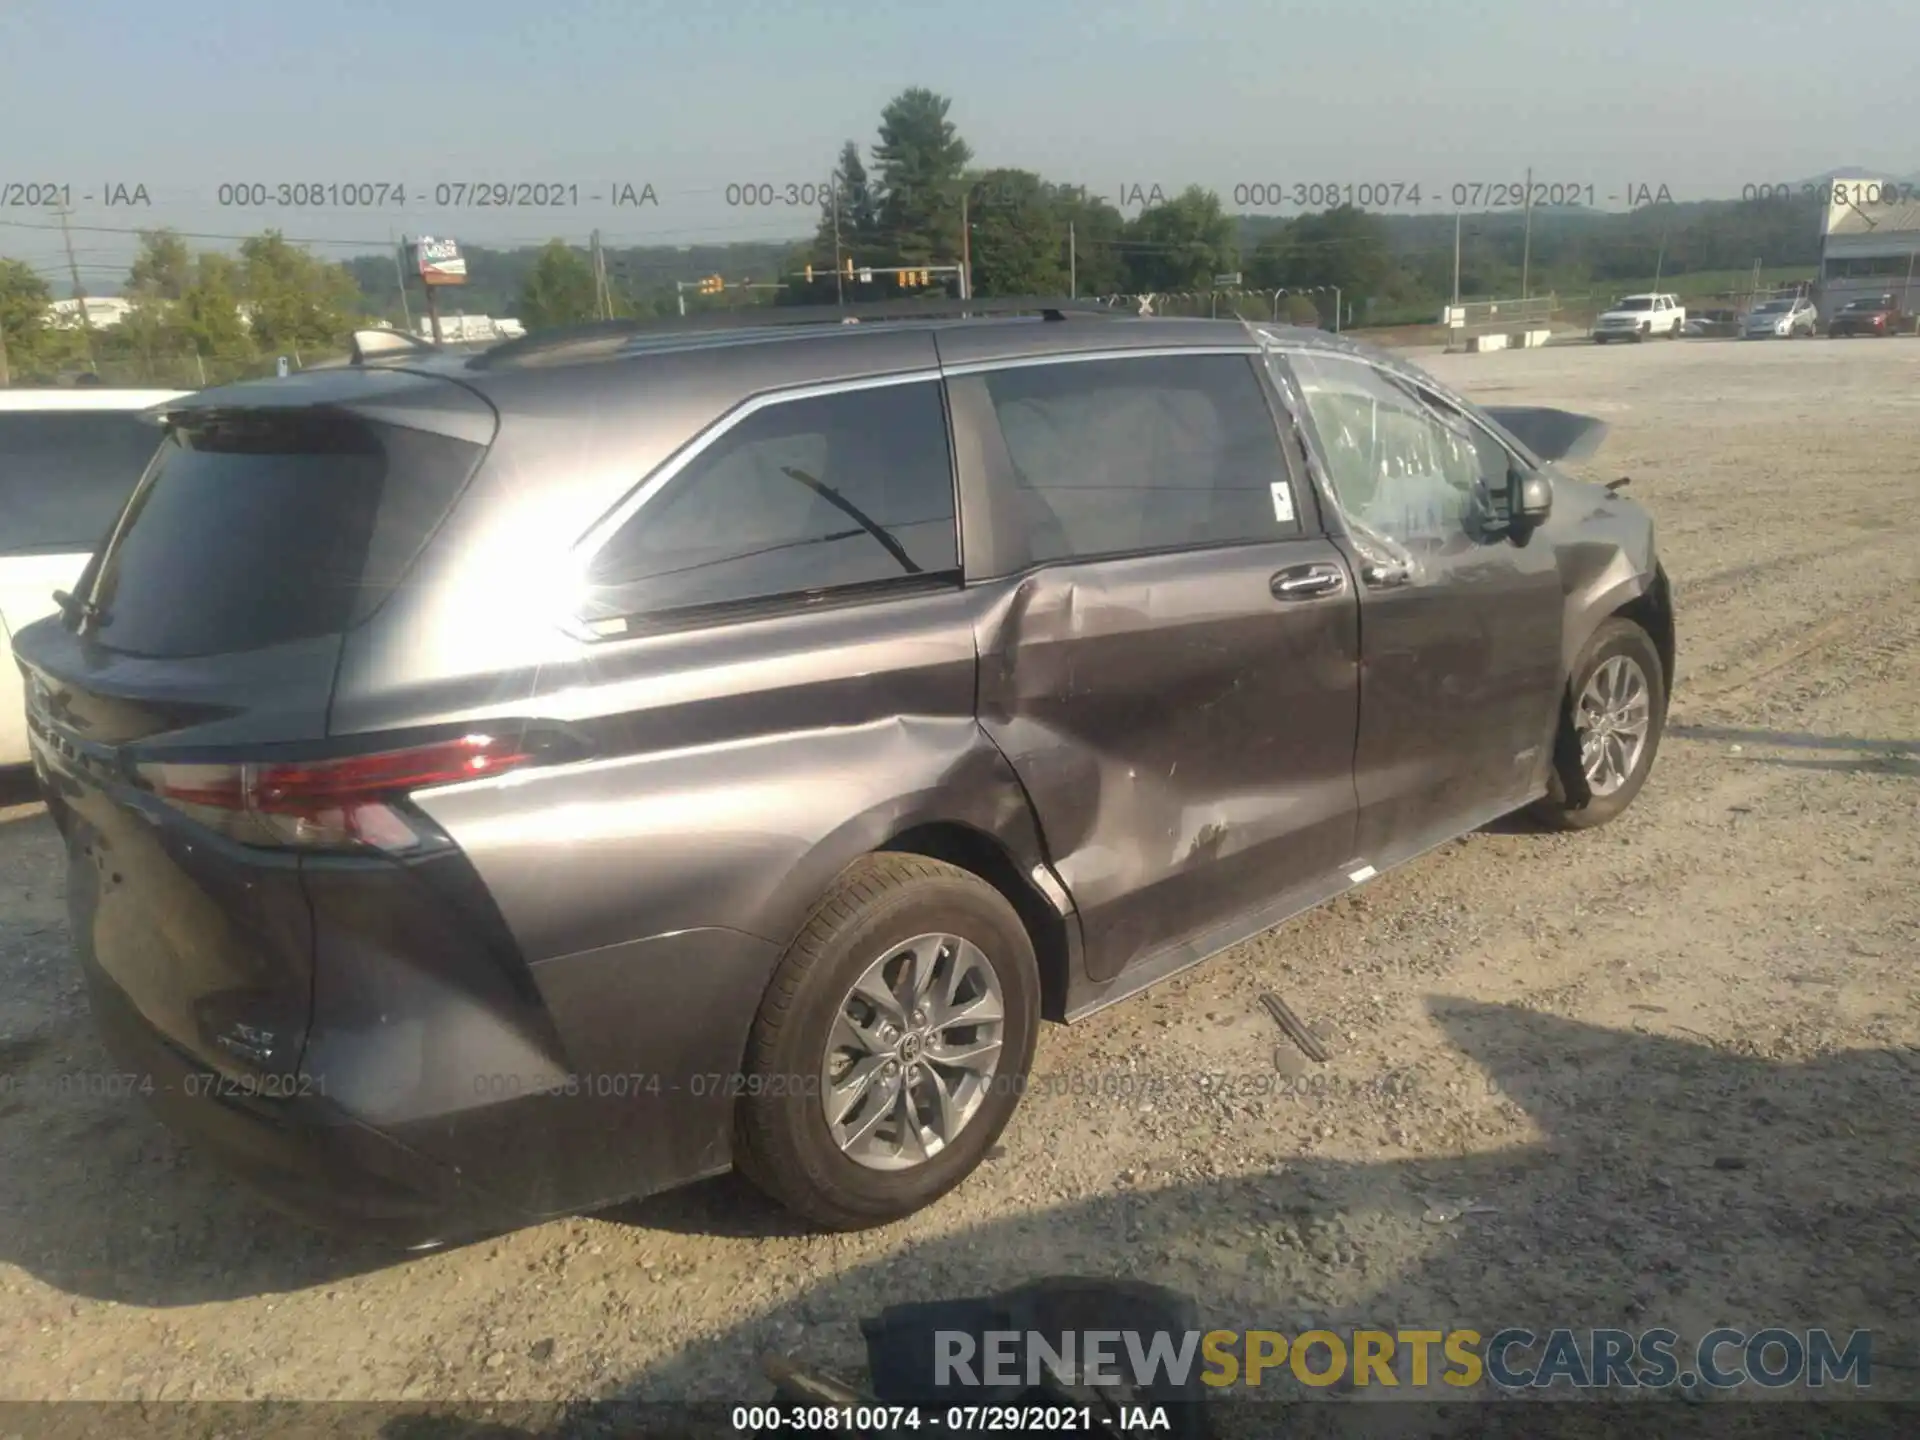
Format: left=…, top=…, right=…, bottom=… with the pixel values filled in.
left=944, top=355, right=1363, bottom=1003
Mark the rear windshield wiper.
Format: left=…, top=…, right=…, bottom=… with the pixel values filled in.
left=52, top=590, right=107, bottom=627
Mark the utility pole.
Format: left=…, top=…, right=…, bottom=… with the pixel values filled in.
left=590, top=230, right=609, bottom=320
left=399, top=237, right=444, bottom=343
left=1069, top=221, right=1077, bottom=298
left=56, top=206, right=97, bottom=372
left=0, top=317, right=10, bottom=387
left=1519, top=166, right=1534, bottom=301
left=392, top=237, right=414, bottom=333
left=959, top=190, right=972, bottom=301
left=1452, top=211, right=1462, bottom=306
left=1653, top=225, right=1668, bottom=287
left=831, top=177, right=846, bottom=306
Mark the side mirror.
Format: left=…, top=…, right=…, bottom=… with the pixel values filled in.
left=1510, top=470, right=1553, bottom=523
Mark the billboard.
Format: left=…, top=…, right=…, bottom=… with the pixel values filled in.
left=414, top=236, right=467, bottom=285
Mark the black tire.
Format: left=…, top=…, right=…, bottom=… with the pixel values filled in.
left=1528, top=618, right=1667, bottom=831
left=1593, top=335, right=1608, bottom=346
left=733, top=853, right=1041, bottom=1231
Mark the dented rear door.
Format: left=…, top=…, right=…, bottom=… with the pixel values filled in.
left=948, top=350, right=1361, bottom=984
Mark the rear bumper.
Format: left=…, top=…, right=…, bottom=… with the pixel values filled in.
left=81, top=955, right=525, bottom=1248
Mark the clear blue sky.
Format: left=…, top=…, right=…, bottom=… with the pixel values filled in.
left=2, top=0, right=1914, bottom=288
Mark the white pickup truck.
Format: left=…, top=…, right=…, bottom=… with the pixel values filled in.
left=1592, top=293, right=1686, bottom=343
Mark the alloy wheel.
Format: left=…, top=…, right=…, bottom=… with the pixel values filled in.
left=1577, top=654, right=1652, bottom=797
left=820, top=933, right=1006, bottom=1171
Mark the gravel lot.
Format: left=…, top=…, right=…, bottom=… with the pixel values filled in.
left=2, top=337, right=1916, bottom=1422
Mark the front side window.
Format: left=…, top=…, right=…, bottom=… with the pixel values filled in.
left=978, top=353, right=1298, bottom=563
left=583, top=380, right=958, bottom=625
left=1287, top=354, right=1509, bottom=547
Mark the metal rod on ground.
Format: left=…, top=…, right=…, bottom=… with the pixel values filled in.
left=761, top=1354, right=873, bottom=1407
left=1260, top=992, right=1331, bottom=1064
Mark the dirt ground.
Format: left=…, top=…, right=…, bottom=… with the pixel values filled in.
left=1, top=336, right=1916, bottom=1426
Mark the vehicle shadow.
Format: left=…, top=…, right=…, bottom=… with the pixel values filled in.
left=0, top=765, right=44, bottom=809
left=1667, top=724, right=1919, bottom=779
left=1668, top=724, right=1920, bottom=755
left=376, top=1000, right=1915, bottom=1437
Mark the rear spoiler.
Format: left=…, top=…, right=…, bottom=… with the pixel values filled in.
left=348, top=329, right=438, bottom=365
left=1482, top=405, right=1610, bottom=463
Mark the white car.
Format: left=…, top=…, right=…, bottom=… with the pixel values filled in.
left=0, top=387, right=185, bottom=766
left=1743, top=297, right=1818, bottom=339
left=1592, top=293, right=1687, bottom=343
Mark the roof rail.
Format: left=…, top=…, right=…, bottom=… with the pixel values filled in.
left=469, top=296, right=1134, bottom=368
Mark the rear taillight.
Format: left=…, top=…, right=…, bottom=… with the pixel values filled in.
left=136, top=734, right=532, bottom=853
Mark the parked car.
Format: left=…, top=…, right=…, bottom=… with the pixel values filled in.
left=1591, top=293, right=1686, bottom=343
left=1827, top=295, right=1910, bottom=337
left=1743, top=297, right=1819, bottom=339
left=1683, top=308, right=1740, bottom=338
left=15, top=305, right=1674, bottom=1244
left=0, top=388, right=185, bottom=767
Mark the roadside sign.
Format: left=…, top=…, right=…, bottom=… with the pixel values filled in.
left=414, top=237, right=468, bottom=286
left=1213, top=272, right=1243, bottom=287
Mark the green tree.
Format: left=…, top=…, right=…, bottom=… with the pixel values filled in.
left=181, top=252, right=253, bottom=365
left=816, top=140, right=879, bottom=261
left=1054, top=189, right=1128, bottom=296
left=516, top=240, right=599, bottom=330
left=238, top=231, right=360, bottom=355
left=871, top=88, right=974, bottom=266
left=0, top=258, right=59, bottom=379
left=129, top=229, right=193, bottom=302
left=1120, top=186, right=1237, bottom=292
left=964, top=169, right=1067, bottom=296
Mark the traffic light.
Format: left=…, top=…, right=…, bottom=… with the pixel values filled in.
left=842, top=256, right=854, bottom=278
left=804, top=264, right=814, bottom=283
left=698, top=274, right=723, bottom=295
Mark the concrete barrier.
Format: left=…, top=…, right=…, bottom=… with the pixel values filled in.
left=1467, top=333, right=1509, bottom=353
left=1513, top=328, right=1554, bottom=349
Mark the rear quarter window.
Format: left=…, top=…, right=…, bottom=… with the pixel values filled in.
left=582, top=379, right=959, bottom=627
left=81, top=409, right=484, bottom=659
left=0, top=410, right=165, bottom=557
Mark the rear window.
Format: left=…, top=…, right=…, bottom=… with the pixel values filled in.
left=81, top=409, right=483, bottom=658
left=0, top=410, right=165, bottom=556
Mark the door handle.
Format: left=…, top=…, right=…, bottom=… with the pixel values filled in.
left=1270, top=564, right=1346, bottom=600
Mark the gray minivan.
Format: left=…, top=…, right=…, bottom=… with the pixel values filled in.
left=14, top=302, right=1673, bottom=1243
